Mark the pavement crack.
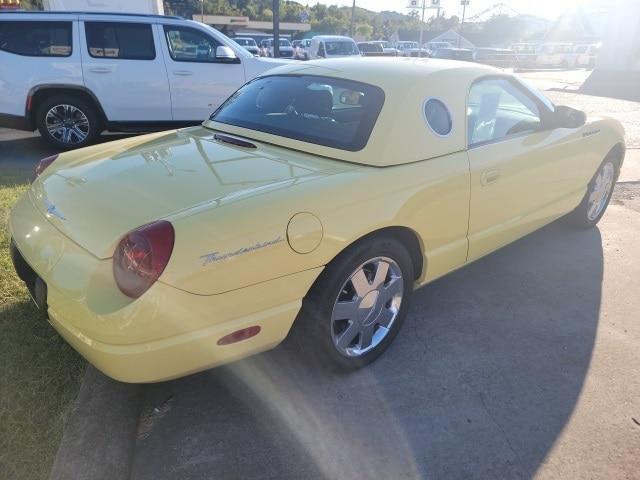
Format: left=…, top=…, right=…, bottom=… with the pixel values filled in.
left=136, top=394, right=174, bottom=441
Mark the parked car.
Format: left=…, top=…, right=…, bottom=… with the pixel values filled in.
left=424, top=41, right=452, bottom=55
left=309, top=35, right=361, bottom=60
left=261, top=37, right=295, bottom=58
left=516, top=43, right=574, bottom=70
left=512, top=43, right=539, bottom=70
left=233, top=37, right=259, bottom=56
left=294, top=38, right=312, bottom=60
left=359, top=42, right=400, bottom=57
left=570, top=44, right=598, bottom=69
left=473, top=48, right=516, bottom=68
left=395, top=41, right=429, bottom=57
left=0, top=11, right=290, bottom=149
left=432, top=47, right=474, bottom=62
left=357, top=42, right=386, bottom=57
left=9, top=58, right=625, bottom=382
left=535, top=43, right=574, bottom=69
left=370, top=40, right=400, bottom=56
left=291, top=39, right=302, bottom=56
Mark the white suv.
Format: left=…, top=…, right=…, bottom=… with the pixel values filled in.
left=0, top=11, right=289, bottom=149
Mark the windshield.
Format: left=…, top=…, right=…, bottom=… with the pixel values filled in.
left=210, top=75, right=385, bottom=151
left=273, top=39, right=291, bottom=47
left=516, top=77, right=555, bottom=112
left=325, top=41, right=359, bottom=56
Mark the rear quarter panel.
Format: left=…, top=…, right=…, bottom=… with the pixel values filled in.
left=163, top=151, right=471, bottom=295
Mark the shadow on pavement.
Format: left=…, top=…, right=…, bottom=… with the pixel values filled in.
left=130, top=221, right=603, bottom=480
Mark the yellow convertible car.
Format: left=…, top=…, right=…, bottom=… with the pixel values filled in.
left=10, top=58, right=625, bottom=382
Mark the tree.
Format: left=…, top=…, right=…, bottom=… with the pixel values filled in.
left=355, top=23, right=373, bottom=39
left=162, top=0, right=460, bottom=40
left=15, top=0, right=43, bottom=9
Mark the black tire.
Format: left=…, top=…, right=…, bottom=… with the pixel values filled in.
left=567, top=157, right=619, bottom=229
left=295, top=234, right=415, bottom=371
left=36, top=95, right=101, bottom=150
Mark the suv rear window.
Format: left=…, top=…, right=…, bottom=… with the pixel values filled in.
left=210, top=75, right=385, bottom=151
left=0, top=21, right=72, bottom=57
left=85, top=22, right=155, bottom=60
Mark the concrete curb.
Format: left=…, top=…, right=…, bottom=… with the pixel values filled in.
left=50, top=366, right=142, bottom=480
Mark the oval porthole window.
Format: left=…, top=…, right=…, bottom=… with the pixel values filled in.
left=424, top=98, right=452, bottom=136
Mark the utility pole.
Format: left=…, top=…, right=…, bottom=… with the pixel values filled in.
left=458, top=0, right=469, bottom=48
left=419, top=0, right=426, bottom=47
left=350, top=0, right=356, bottom=37
left=273, top=0, right=280, bottom=57
left=412, top=0, right=439, bottom=48
left=200, top=0, right=204, bottom=23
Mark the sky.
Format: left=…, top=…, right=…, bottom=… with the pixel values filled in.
left=304, top=0, right=605, bottom=21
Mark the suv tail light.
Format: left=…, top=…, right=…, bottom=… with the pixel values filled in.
left=32, top=154, right=58, bottom=182
left=113, top=221, right=175, bottom=298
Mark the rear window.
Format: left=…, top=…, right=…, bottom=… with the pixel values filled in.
left=85, top=22, right=155, bottom=60
left=0, top=21, right=72, bottom=57
left=210, top=75, right=385, bottom=152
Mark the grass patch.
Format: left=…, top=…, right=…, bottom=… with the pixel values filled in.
left=0, top=165, right=85, bottom=480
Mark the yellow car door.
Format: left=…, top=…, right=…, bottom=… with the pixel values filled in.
left=466, top=77, right=584, bottom=262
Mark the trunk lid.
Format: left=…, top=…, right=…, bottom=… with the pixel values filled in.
left=31, top=127, right=353, bottom=258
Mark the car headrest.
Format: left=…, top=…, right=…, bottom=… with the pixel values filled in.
left=255, top=84, right=290, bottom=113
left=295, top=89, right=333, bottom=118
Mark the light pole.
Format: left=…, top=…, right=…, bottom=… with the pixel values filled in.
left=350, top=0, right=356, bottom=37
left=200, top=0, right=204, bottom=23
left=419, top=0, right=426, bottom=47
left=458, top=0, right=469, bottom=48
left=408, top=0, right=439, bottom=49
left=273, top=0, right=280, bottom=57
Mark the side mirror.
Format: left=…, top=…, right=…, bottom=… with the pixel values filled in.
left=552, top=105, right=586, bottom=128
left=216, top=46, right=237, bottom=62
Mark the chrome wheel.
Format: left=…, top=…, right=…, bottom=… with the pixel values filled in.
left=330, top=257, right=404, bottom=357
left=587, top=161, right=615, bottom=221
left=45, top=104, right=90, bottom=145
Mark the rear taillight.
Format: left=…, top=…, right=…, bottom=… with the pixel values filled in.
left=113, top=220, right=175, bottom=298
left=32, top=154, right=58, bottom=182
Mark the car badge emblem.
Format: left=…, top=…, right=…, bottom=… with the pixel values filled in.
left=200, top=237, right=283, bottom=266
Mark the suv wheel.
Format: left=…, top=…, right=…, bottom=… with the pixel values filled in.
left=36, top=95, right=100, bottom=150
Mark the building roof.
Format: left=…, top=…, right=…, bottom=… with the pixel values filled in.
left=423, top=29, right=475, bottom=49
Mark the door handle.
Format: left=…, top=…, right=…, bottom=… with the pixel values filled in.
left=480, top=169, right=500, bottom=186
left=87, top=66, right=112, bottom=73
left=173, top=70, right=193, bottom=76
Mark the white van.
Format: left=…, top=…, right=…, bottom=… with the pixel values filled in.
left=535, top=43, right=574, bottom=68
left=0, top=11, right=289, bottom=148
left=308, top=36, right=361, bottom=60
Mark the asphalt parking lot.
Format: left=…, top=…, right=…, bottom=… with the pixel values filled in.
left=2, top=69, right=640, bottom=479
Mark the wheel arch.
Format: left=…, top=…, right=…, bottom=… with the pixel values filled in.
left=329, top=226, right=425, bottom=282
left=27, top=84, right=107, bottom=129
left=606, top=142, right=625, bottom=170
